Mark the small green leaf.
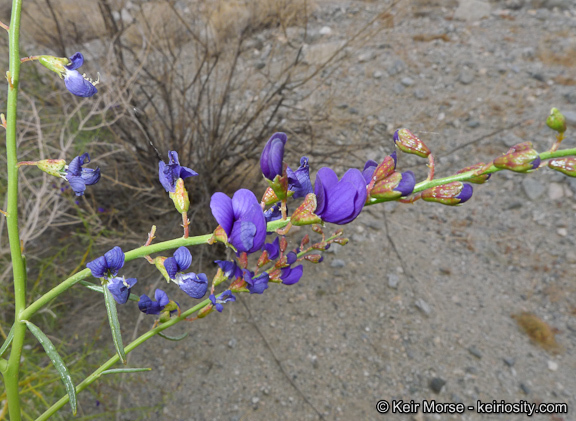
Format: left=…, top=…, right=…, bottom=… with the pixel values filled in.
left=103, top=286, right=127, bottom=364
left=158, top=331, right=188, bottom=341
left=99, top=367, right=152, bottom=376
left=0, top=324, right=15, bottom=358
left=24, top=320, right=77, bottom=415
left=80, top=280, right=139, bottom=301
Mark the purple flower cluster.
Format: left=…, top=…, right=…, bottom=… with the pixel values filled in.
left=87, top=247, right=137, bottom=305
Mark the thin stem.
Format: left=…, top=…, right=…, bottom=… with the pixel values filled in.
left=36, top=297, right=211, bottom=420
left=3, top=1, right=25, bottom=420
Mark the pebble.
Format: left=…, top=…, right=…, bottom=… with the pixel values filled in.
left=454, top=0, right=491, bottom=21
left=467, top=120, right=480, bottom=128
left=394, top=83, right=405, bottom=95
left=468, top=346, right=483, bottom=359
left=548, top=183, right=564, bottom=200
left=387, top=59, right=405, bottom=76
left=387, top=274, right=400, bottom=289
left=557, top=228, right=568, bottom=237
left=502, top=132, right=524, bottom=147
left=319, top=26, right=332, bottom=35
left=503, top=357, right=515, bottom=367
left=331, top=259, right=346, bottom=268
left=548, top=360, right=558, bottom=371
left=373, top=70, right=383, bottom=79
left=429, top=377, right=446, bottom=394
left=522, top=178, right=546, bottom=201
left=228, top=338, right=237, bottom=348
left=563, top=89, right=576, bottom=104
left=459, top=67, right=475, bottom=85
left=415, top=298, right=432, bottom=315
left=520, top=383, right=530, bottom=395
left=358, top=51, right=375, bottom=63
left=414, top=88, right=428, bottom=99
left=401, top=77, right=415, bottom=86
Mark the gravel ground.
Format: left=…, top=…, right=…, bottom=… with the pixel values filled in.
left=75, top=1, right=576, bottom=420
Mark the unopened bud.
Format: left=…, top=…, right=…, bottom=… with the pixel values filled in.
left=36, top=159, right=66, bottom=177
left=169, top=178, right=190, bottom=213
left=197, top=304, right=214, bottom=318
left=332, top=228, right=344, bottom=237
left=457, top=163, right=491, bottom=184
left=311, top=242, right=327, bottom=250
left=257, top=250, right=270, bottom=268
left=311, top=224, right=323, bottom=234
left=546, top=108, right=566, bottom=134
left=237, top=252, right=248, bottom=269
left=279, top=236, right=288, bottom=253
left=261, top=186, right=279, bottom=206
left=372, top=152, right=397, bottom=183
left=393, top=129, right=431, bottom=158
left=154, top=256, right=170, bottom=282
left=38, top=55, right=69, bottom=76
left=300, top=234, right=310, bottom=249
left=370, top=171, right=415, bottom=201
left=304, top=254, right=324, bottom=263
left=548, top=157, right=576, bottom=177
left=421, top=182, right=473, bottom=206
left=493, top=142, right=541, bottom=173
left=333, top=237, right=349, bottom=245
left=229, top=277, right=248, bottom=292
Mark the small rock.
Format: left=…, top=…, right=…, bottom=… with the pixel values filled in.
left=401, top=77, right=415, bottom=86
left=387, top=59, right=405, bottom=76
left=454, top=0, right=491, bottom=22
left=319, top=26, right=332, bottom=35
left=503, top=357, right=515, bottom=367
left=373, top=70, right=383, bottom=79
left=415, top=298, right=432, bottom=315
left=468, top=346, right=482, bottom=359
left=414, top=88, right=428, bottom=99
left=255, top=62, right=266, bottom=70
left=548, top=360, right=558, bottom=371
left=228, top=338, right=237, bottom=348
left=562, top=110, right=576, bottom=127
left=465, top=366, right=478, bottom=374
left=358, top=51, right=375, bottom=63
left=557, top=228, right=568, bottom=237
left=331, top=259, right=346, bottom=268
left=459, top=67, right=475, bottom=85
left=348, top=107, right=359, bottom=115
left=388, top=274, right=400, bottom=289
left=563, top=89, right=576, bottom=104
left=548, top=182, right=564, bottom=200
left=393, top=83, right=405, bottom=95
left=520, top=383, right=530, bottom=395
left=429, top=377, right=446, bottom=394
left=522, top=178, right=546, bottom=201
left=467, top=120, right=480, bottom=128
left=325, top=243, right=342, bottom=254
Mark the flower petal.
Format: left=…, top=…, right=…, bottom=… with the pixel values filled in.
left=173, top=246, right=192, bottom=272
left=164, top=257, right=179, bottom=279
left=66, top=52, right=84, bottom=70
left=178, top=273, right=208, bottom=299
left=210, top=192, right=234, bottom=236
left=87, top=256, right=108, bottom=278
left=64, top=70, right=97, bottom=97
left=229, top=220, right=257, bottom=253
left=154, top=289, right=170, bottom=308
left=281, top=264, right=303, bottom=285
left=104, top=246, right=125, bottom=276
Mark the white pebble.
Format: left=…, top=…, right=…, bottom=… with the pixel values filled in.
left=547, top=360, right=558, bottom=371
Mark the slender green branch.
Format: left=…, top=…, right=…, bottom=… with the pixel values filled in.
left=36, top=297, right=211, bottom=420
left=3, top=1, right=25, bottom=420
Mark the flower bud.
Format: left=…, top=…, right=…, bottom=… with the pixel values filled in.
left=257, top=250, right=271, bottom=268
left=546, top=108, right=566, bottom=134
left=548, top=157, right=576, bottom=177
left=36, top=159, right=66, bottom=177
left=333, top=237, right=349, bottom=245
left=457, top=163, right=491, bottom=184
left=303, top=254, right=324, bottom=263
left=421, top=182, right=473, bottom=206
left=311, top=242, right=327, bottom=250
left=393, top=129, right=431, bottom=158
left=197, top=304, right=214, bottom=318
left=38, top=55, right=69, bottom=76
left=493, top=142, right=541, bottom=173
left=300, top=234, right=310, bottom=249
left=370, top=171, right=416, bottom=201
left=279, top=236, right=288, bottom=253
left=169, top=178, right=190, bottom=213
left=229, top=277, right=248, bottom=292
left=291, top=193, right=322, bottom=226
left=153, top=256, right=171, bottom=282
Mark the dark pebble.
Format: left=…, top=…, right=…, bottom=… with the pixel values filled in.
left=520, top=383, right=530, bottom=395
left=468, top=346, right=482, bottom=359
left=429, top=377, right=446, bottom=394
left=503, top=357, right=515, bottom=367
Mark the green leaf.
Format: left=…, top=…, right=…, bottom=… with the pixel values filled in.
left=24, top=320, right=77, bottom=415
left=0, top=324, right=15, bottom=358
left=103, top=286, right=127, bottom=364
left=99, top=367, right=152, bottom=376
left=158, top=331, right=188, bottom=341
left=80, top=280, right=139, bottom=301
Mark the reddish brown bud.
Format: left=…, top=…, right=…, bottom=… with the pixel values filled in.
left=300, top=234, right=310, bottom=249
left=333, top=238, right=349, bottom=245
left=291, top=193, right=322, bottom=226
left=304, top=254, right=324, bottom=263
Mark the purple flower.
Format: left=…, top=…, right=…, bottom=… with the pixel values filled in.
left=107, top=276, right=137, bottom=304
left=286, top=251, right=297, bottom=265
left=263, top=237, right=281, bottom=260
left=243, top=270, right=269, bottom=294
left=158, top=151, right=198, bottom=193
left=361, top=160, right=378, bottom=185
left=260, top=132, right=287, bottom=180
left=215, top=259, right=243, bottom=280
left=87, top=246, right=125, bottom=278
left=138, top=289, right=171, bottom=315
left=210, top=189, right=266, bottom=254
left=455, top=183, right=473, bottom=204
left=178, top=272, right=208, bottom=299
left=164, top=247, right=192, bottom=279
left=395, top=171, right=416, bottom=196
left=64, top=53, right=98, bottom=97
left=280, top=264, right=303, bottom=285
left=287, top=157, right=313, bottom=198
left=314, top=167, right=367, bottom=225
left=264, top=202, right=282, bottom=224
left=65, top=153, right=101, bottom=196
left=209, top=290, right=236, bottom=312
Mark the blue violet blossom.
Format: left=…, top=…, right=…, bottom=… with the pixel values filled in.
left=210, top=189, right=266, bottom=254
left=164, top=247, right=208, bottom=299
left=210, top=290, right=236, bottom=312
left=314, top=167, right=367, bottom=225
left=287, top=157, right=313, bottom=198
left=87, top=247, right=137, bottom=304
left=138, top=289, right=179, bottom=316
left=243, top=269, right=269, bottom=294
left=64, top=53, right=99, bottom=97
left=158, top=151, right=198, bottom=193
left=64, top=153, right=101, bottom=196
left=280, top=264, right=303, bottom=285
left=260, top=132, right=287, bottom=181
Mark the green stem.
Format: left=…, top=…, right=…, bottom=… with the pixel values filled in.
left=36, top=297, right=211, bottom=420
left=3, top=1, right=25, bottom=420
